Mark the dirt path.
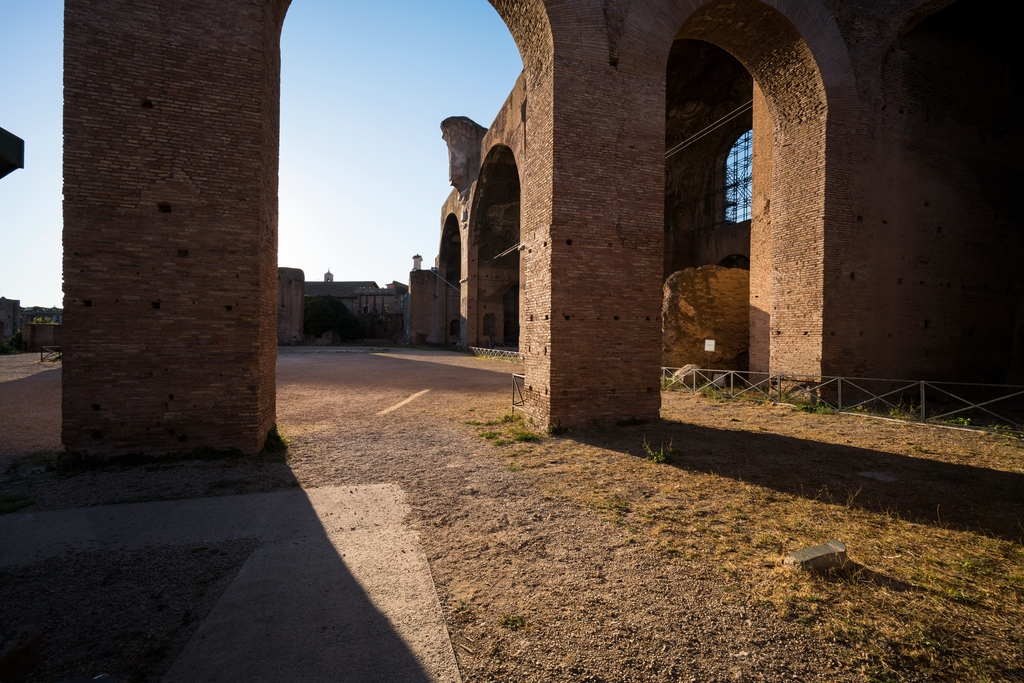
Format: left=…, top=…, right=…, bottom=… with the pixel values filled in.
left=1, top=349, right=862, bottom=681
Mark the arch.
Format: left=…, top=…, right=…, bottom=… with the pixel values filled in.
left=439, top=213, right=462, bottom=346
left=468, top=144, right=522, bottom=348
left=650, top=0, right=833, bottom=374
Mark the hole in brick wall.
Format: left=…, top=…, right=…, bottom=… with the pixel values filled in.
left=83, top=300, right=92, bottom=307
left=158, top=203, right=172, bottom=213
left=141, top=99, right=154, bottom=109
left=924, top=320, right=931, bottom=329
left=924, top=201, right=930, bottom=207
left=850, top=272, right=856, bottom=281
left=857, top=216, right=863, bottom=222
left=936, top=226, right=942, bottom=233
left=566, top=239, right=572, bottom=245
left=882, top=220, right=888, bottom=225
left=178, top=435, right=188, bottom=443
left=169, top=394, right=174, bottom=400
left=898, top=278, right=903, bottom=285
left=613, top=316, right=619, bottom=320
left=225, top=305, right=233, bottom=311
left=830, top=331, right=835, bottom=336
left=152, top=301, right=161, bottom=309
left=859, top=331, right=864, bottom=336
left=803, top=331, right=808, bottom=335
left=563, top=314, right=570, bottom=320
left=92, top=404, right=100, bottom=411
left=775, top=331, right=781, bottom=335
left=647, top=387, right=653, bottom=393
left=91, top=430, right=102, bottom=440
left=178, top=249, right=189, bottom=257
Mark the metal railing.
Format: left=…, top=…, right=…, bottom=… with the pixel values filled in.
left=662, top=367, right=1024, bottom=436
left=467, top=346, right=524, bottom=364
left=40, top=346, right=62, bottom=362
left=512, top=374, right=526, bottom=413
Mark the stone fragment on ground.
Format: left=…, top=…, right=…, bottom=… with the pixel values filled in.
left=784, top=539, right=849, bottom=572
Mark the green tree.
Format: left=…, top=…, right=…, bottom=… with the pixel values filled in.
left=304, top=296, right=362, bottom=340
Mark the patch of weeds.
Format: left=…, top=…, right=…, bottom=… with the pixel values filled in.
left=260, top=426, right=290, bottom=458
left=465, top=420, right=483, bottom=426
left=642, top=436, right=676, bottom=464
left=454, top=599, right=473, bottom=615
left=616, top=416, right=646, bottom=427
left=512, top=431, right=540, bottom=443
left=505, top=463, right=524, bottom=472
left=945, top=417, right=973, bottom=426
left=591, top=495, right=631, bottom=515
left=625, top=537, right=636, bottom=544
left=700, top=386, right=729, bottom=402
left=548, top=424, right=569, bottom=436
left=945, top=588, right=979, bottom=605
left=500, top=614, right=528, bottom=631
left=493, top=438, right=512, bottom=446
left=797, top=402, right=835, bottom=415
left=0, top=493, right=36, bottom=515
left=480, top=431, right=501, bottom=440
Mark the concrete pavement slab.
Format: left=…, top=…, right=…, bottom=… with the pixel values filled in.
left=0, top=485, right=460, bottom=683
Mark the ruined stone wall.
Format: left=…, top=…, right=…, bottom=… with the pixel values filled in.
left=406, top=269, right=436, bottom=346
left=276, top=268, right=304, bottom=345
left=62, top=0, right=1020, bottom=453
left=663, top=266, right=749, bottom=369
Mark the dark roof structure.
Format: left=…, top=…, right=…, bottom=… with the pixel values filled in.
left=0, top=126, right=25, bottom=180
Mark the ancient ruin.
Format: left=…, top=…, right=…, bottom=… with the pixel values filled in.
left=61, top=0, right=1023, bottom=455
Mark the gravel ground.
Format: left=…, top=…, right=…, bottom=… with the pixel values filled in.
left=3, top=348, right=866, bottom=682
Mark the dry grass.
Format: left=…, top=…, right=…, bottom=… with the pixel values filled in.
left=471, top=394, right=1024, bottom=682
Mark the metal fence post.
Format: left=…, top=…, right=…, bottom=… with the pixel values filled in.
left=729, top=372, right=734, bottom=397
left=919, top=381, right=926, bottom=420
left=837, top=377, right=843, bottom=411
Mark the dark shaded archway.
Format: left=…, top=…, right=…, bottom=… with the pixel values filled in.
left=469, top=145, right=521, bottom=348
left=872, top=0, right=1023, bottom=382
left=439, top=213, right=462, bottom=346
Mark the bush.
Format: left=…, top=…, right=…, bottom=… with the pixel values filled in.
left=304, top=296, right=362, bottom=340
left=0, top=329, right=23, bottom=354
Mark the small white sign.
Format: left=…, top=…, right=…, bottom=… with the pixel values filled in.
left=704, top=339, right=716, bottom=353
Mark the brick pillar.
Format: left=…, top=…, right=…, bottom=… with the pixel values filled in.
left=62, top=0, right=282, bottom=456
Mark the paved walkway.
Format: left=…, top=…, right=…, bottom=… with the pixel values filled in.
left=0, top=485, right=460, bottom=683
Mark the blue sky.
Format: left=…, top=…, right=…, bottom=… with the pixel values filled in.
left=0, top=1, right=523, bottom=307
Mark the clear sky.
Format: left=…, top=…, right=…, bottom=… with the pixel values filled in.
left=0, top=1, right=524, bottom=307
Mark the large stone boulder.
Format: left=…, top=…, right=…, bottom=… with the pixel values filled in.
left=663, top=265, right=749, bottom=369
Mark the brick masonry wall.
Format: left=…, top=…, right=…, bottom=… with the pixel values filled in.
left=63, top=0, right=278, bottom=456
left=63, top=0, right=1014, bottom=454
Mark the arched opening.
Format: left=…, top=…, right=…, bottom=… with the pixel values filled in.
left=439, top=213, right=462, bottom=346
left=661, top=0, right=829, bottom=375
left=877, top=0, right=1023, bottom=382
left=470, top=145, right=521, bottom=349
left=663, top=39, right=753, bottom=370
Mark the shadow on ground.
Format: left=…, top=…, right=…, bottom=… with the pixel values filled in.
left=0, top=468, right=441, bottom=683
left=566, top=419, right=1024, bottom=542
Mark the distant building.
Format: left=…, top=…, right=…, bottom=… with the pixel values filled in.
left=21, top=306, right=63, bottom=325
left=0, top=297, right=21, bottom=342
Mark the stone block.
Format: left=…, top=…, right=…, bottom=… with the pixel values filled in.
left=784, top=539, right=849, bottom=572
